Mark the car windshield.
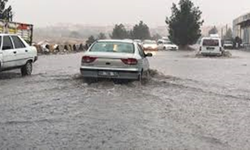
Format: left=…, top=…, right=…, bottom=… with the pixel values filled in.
left=164, top=41, right=173, bottom=44
left=144, top=41, right=157, bottom=44
left=224, top=41, right=233, bottom=44
left=90, top=42, right=134, bottom=54
left=203, top=39, right=219, bottom=46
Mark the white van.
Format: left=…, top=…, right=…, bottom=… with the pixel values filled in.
left=199, top=36, right=224, bottom=55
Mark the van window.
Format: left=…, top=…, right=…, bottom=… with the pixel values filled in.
left=2, top=36, right=14, bottom=50
left=11, top=36, right=26, bottom=49
left=203, top=39, right=219, bottom=46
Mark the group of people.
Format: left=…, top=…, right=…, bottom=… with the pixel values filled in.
left=34, top=43, right=87, bottom=54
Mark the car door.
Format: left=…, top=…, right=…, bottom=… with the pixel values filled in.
left=11, top=36, right=28, bottom=66
left=137, top=44, right=149, bottom=71
left=0, top=36, right=3, bottom=69
left=2, top=35, right=16, bottom=68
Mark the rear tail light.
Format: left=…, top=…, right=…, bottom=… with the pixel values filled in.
left=121, top=58, right=138, bottom=65
left=82, top=56, right=97, bottom=63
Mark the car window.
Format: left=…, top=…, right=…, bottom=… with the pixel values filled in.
left=202, top=39, right=219, bottom=46
left=11, top=36, right=26, bottom=49
left=224, top=41, right=233, bottom=44
left=158, top=41, right=163, bottom=44
left=2, top=36, right=14, bottom=50
left=164, top=41, right=173, bottom=44
left=137, top=44, right=145, bottom=57
left=90, top=42, right=135, bottom=54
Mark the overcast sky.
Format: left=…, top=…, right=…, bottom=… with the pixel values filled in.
left=7, top=0, right=250, bottom=27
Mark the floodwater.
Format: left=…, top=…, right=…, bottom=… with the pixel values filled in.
left=0, top=50, right=250, bottom=150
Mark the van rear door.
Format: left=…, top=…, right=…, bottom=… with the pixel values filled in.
left=201, top=39, right=221, bottom=52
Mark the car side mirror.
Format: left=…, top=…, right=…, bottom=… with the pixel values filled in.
left=145, top=53, right=153, bottom=57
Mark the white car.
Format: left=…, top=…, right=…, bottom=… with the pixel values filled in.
left=142, top=40, right=158, bottom=51
left=158, top=40, right=178, bottom=50
left=0, top=34, right=38, bottom=76
left=199, top=37, right=224, bottom=56
left=223, top=40, right=234, bottom=49
left=80, top=40, right=152, bottom=82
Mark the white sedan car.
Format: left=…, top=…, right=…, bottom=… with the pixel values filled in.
left=0, top=34, right=37, bottom=76
left=142, top=40, right=158, bottom=51
left=80, top=40, right=152, bottom=82
left=158, top=40, right=179, bottom=51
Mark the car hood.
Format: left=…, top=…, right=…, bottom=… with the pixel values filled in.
left=143, top=44, right=158, bottom=48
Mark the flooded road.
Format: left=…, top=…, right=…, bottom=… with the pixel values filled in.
left=0, top=50, right=250, bottom=150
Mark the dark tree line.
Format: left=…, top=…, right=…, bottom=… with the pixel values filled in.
left=208, top=26, right=218, bottom=35
left=86, top=21, right=157, bottom=46
left=110, top=21, right=152, bottom=40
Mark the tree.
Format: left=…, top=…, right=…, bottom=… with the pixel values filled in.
left=151, top=34, right=162, bottom=41
left=110, top=24, right=130, bottom=39
left=223, top=28, right=233, bottom=40
left=166, top=0, right=203, bottom=48
left=86, top=35, right=96, bottom=47
left=98, top=32, right=107, bottom=40
left=131, top=21, right=151, bottom=40
left=208, top=26, right=218, bottom=35
left=0, top=0, right=13, bottom=21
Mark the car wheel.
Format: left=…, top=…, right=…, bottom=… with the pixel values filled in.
left=138, top=70, right=150, bottom=84
left=84, top=77, right=97, bottom=84
left=163, top=47, right=166, bottom=50
left=21, top=61, right=33, bottom=76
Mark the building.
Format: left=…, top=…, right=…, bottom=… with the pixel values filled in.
left=233, top=12, right=250, bottom=44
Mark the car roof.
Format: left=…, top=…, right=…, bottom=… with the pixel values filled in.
left=202, top=37, right=221, bottom=40
left=97, top=39, right=134, bottom=44
left=0, top=33, right=19, bottom=36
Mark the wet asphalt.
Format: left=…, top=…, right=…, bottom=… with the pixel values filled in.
left=0, top=50, right=250, bottom=150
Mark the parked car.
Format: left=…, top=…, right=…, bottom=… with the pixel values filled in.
left=80, top=40, right=152, bottom=82
left=158, top=40, right=179, bottom=51
left=223, top=40, right=234, bottom=49
left=199, top=36, right=224, bottom=56
left=142, top=40, right=158, bottom=51
left=0, top=34, right=38, bottom=76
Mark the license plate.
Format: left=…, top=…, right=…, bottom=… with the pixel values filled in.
left=98, top=71, right=117, bottom=77
left=206, top=47, right=215, bottom=50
